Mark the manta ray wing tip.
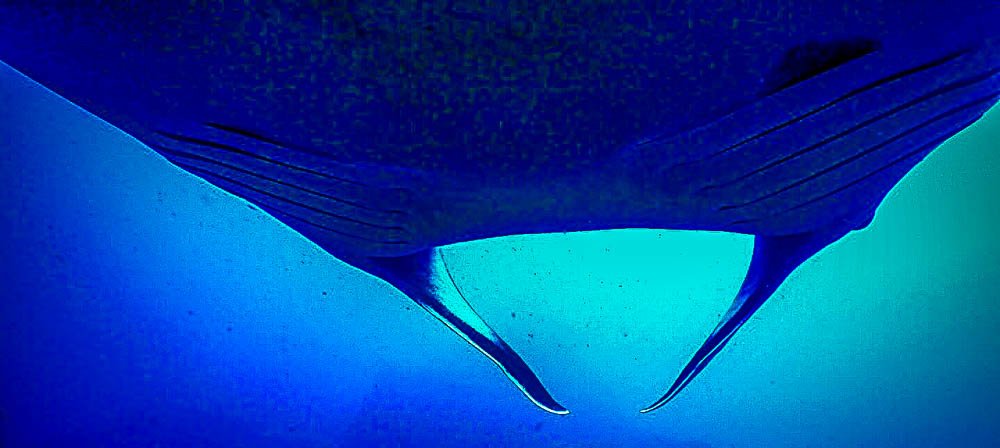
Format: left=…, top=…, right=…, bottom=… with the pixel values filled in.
left=641, top=225, right=855, bottom=413
left=365, top=248, right=569, bottom=415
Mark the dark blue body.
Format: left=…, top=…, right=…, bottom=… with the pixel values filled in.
left=2, top=1, right=998, bottom=416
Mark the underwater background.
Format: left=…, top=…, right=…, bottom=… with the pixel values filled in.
left=1, top=59, right=999, bottom=447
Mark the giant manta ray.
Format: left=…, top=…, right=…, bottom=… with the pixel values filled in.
left=1, top=1, right=997, bottom=414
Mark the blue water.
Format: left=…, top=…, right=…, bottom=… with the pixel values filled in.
left=2, top=61, right=999, bottom=446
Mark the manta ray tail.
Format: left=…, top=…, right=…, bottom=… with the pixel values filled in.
left=641, top=224, right=852, bottom=413
left=362, top=248, right=568, bottom=415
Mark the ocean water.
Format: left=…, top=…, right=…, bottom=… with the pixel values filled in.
left=1, top=59, right=999, bottom=447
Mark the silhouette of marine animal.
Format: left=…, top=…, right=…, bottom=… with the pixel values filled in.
left=1, top=1, right=997, bottom=413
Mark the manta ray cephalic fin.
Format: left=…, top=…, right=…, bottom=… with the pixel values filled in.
left=363, top=248, right=568, bottom=415
left=641, top=223, right=855, bottom=413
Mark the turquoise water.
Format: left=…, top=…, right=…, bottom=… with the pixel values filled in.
left=1, top=62, right=999, bottom=446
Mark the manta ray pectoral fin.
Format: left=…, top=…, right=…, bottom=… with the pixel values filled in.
left=364, top=248, right=568, bottom=415
left=641, top=224, right=853, bottom=413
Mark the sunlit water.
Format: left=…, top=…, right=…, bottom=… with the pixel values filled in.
left=1, top=62, right=999, bottom=447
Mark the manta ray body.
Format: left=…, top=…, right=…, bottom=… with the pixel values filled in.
left=1, top=1, right=997, bottom=413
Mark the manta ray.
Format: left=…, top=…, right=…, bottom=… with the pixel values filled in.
left=1, top=2, right=997, bottom=414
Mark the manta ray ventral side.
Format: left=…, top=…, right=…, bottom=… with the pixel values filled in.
left=0, top=2, right=997, bottom=414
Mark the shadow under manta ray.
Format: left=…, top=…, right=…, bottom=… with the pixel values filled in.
left=1, top=2, right=998, bottom=414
